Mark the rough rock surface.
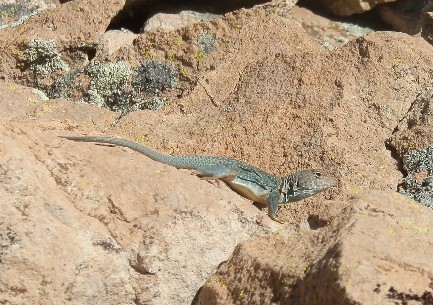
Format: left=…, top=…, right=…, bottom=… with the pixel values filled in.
left=96, top=29, right=138, bottom=58
left=198, top=190, right=433, bottom=305
left=387, top=86, right=433, bottom=209
left=306, top=0, right=433, bottom=37
left=388, top=87, right=433, bottom=158
left=2, top=2, right=433, bottom=207
left=0, top=82, right=277, bottom=305
left=0, top=0, right=59, bottom=30
left=0, top=0, right=433, bottom=304
left=0, top=0, right=125, bottom=81
left=288, top=5, right=374, bottom=50
left=142, top=6, right=221, bottom=32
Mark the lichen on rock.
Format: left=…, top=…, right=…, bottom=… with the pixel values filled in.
left=131, top=60, right=178, bottom=95
left=24, top=38, right=69, bottom=76
left=401, top=145, right=433, bottom=209
left=85, top=60, right=131, bottom=107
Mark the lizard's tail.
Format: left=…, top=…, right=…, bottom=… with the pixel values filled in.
left=59, top=136, right=193, bottom=169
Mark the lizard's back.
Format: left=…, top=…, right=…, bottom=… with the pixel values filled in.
left=61, top=136, right=259, bottom=169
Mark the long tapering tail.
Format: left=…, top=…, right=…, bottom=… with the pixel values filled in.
left=59, top=136, right=194, bottom=169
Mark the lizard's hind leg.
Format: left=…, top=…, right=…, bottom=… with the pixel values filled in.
left=193, top=165, right=240, bottom=182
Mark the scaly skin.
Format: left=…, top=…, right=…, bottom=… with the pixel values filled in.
left=60, top=136, right=336, bottom=222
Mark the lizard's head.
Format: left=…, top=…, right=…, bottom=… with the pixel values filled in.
left=282, top=169, right=336, bottom=202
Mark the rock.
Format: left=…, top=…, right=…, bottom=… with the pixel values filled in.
left=422, top=12, right=433, bottom=44
left=0, top=82, right=275, bottom=304
left=2, top=5, right=432, bottom=219
left=0, top=0, right=59, bottom=30
left=387, top=87, right=433, bottom=158
left=398, top=144, right=433, bottom=209
left=0, top=0, right=125, bottom=82
left=142, top=7, right=221, bottom=32
left=288, top=6, right=372, bottom=50
left=96, top=29, right=138, bottom=58
left=318, top=0, right=398, bottom=16
left=386, top=86, right=433, bottom=210
left=0, top=124, right=136, bottom=305
left=378, top=0, right=432, bottom=35
left=0, top=1, right=433, bottom=304
left=198, top=190, right=433, bottom=305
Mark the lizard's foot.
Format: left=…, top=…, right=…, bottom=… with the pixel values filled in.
left=267, top=194, right=284, bottom=223
left=269, top=214, right=285, bottom=224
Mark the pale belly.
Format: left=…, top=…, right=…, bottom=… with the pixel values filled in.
left=224, top=178, right=269, bottom=204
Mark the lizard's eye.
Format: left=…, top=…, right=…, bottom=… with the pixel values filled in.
left=315, top=172, right=322, bottom=178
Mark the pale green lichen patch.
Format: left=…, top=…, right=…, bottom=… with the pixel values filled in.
left=48, top=68, right=83, bottom=99
left=197, top=30, right=216, bottom=54
left=85, top=60, right=131, bottom=107
left=0, top=3, right=39, bottom=30
left=81, top=59, right=177, bottom=114
left=24, top=38, right=69, bottom=76
left=25, top=52, right=179, bottom=115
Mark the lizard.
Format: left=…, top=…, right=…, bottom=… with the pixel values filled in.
left=60, top=136, right=336, bottom=223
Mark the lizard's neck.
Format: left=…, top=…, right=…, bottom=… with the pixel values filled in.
left=277, top=175, right=295, bottom=201
left=277, top=174, right=320, bottom=203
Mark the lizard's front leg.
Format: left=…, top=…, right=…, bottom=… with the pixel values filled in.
left=267, top=192, right=284, bottom=223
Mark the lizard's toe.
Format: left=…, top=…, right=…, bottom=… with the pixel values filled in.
left=269, top=214, right=285, bottom=224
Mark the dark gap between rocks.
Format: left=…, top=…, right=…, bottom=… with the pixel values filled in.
left=106, top=0, right=270, bottom=33
left=307, top=214, right=328, bottom=230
